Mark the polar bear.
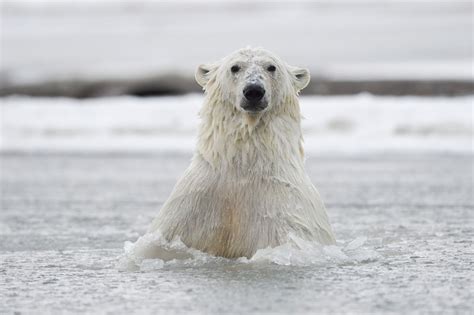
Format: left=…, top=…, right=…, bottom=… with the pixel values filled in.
left=149, top=47, right=335, bottom=258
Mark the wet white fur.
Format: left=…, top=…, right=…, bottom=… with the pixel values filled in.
left=149, top=47, right=335, bottom=258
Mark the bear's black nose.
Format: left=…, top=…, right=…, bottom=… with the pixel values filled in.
left=243, top=84, right=265, bottom=102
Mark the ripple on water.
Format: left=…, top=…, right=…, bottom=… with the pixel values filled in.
left=117, top=231, right=380, bottom=272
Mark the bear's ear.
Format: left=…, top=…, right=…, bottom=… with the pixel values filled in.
left=290, top=67, right=311, bottom=92
left=195, top=64, right=216, bottom=88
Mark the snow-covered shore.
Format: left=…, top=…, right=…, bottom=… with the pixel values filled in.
left=1, top=94, right=472, bottom=154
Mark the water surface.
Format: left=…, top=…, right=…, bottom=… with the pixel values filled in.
left=1, top=153, right=472, bottom=313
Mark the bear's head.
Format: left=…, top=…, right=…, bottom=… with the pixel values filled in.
left=195, top=47, right=310, bottom=115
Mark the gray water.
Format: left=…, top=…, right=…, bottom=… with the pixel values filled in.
left=1, top=152, right=473, bottom=314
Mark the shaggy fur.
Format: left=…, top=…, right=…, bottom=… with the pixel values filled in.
left=149, top=48, right=336, bottom=258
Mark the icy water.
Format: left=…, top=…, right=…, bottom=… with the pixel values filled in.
left=1, top=153, right=473, bottom=314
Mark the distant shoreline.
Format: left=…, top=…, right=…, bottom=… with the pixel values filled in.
left=1, top=76, right=473, bottom=98
left=2, top=1, right=472, bottom=98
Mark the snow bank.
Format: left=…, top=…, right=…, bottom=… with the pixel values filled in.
left=1, top=94, right=472, bottom=154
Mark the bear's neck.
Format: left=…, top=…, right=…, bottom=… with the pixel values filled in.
left=196, top=96, right=305, bottom=175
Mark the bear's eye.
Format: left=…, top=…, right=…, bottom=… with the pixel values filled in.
left=267, top=65, right=276, bottom=72
left=230, top=65, right=240, bottom=73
